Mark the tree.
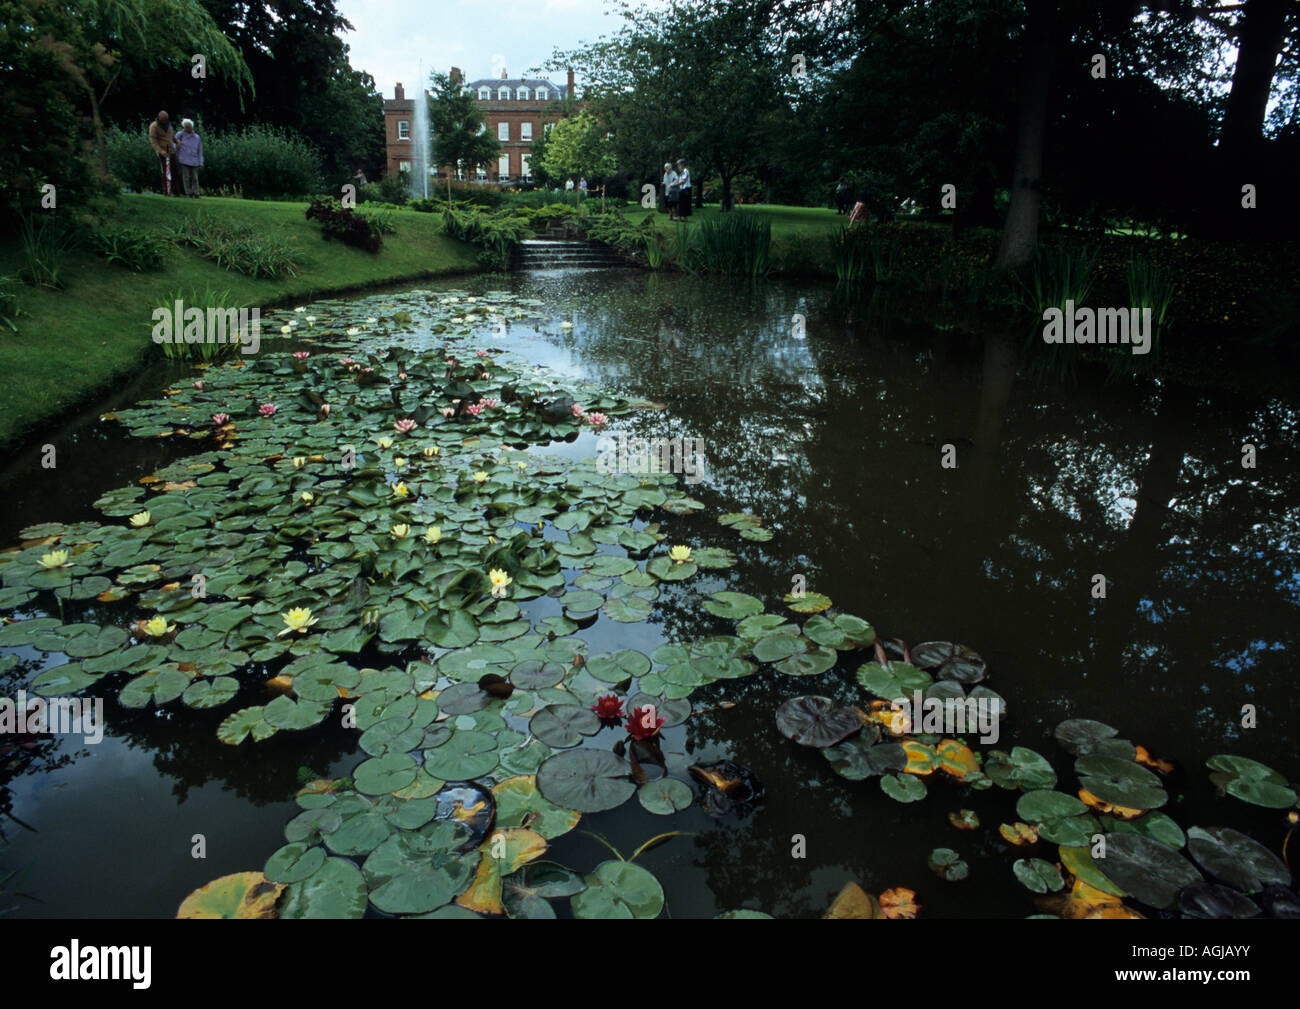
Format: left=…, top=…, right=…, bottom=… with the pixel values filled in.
left=538, top=110, right=616, bottom=187
left=426, top=71, right=499, bottom=201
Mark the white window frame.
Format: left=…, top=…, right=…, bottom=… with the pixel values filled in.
left=476, top=165, right=487, bottom=179
left=517, top=87, right=529, bottom=100
left=397, top=120, right=410, bottom=140
left=498, top=154, right=510, bottom=178
left=477, top=123, right=486, bottom=135
left=521, top=122, right=533, bottom=140
left=478, top=86, right=490, bottom=100
left=521, top=154, right=531, bottom=178
left=397, top=161, right=411, bottom=173
left=498, top=86, right=510, bottom=100
left=497, top=121, right=510, bottom=141
left=536, top=87, right=548, bottom=102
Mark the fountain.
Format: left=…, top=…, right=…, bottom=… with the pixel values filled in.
left=410, top=80, right=430, bottom=200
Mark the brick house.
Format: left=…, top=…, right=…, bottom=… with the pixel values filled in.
left=383, top=67, right=576, bottom=185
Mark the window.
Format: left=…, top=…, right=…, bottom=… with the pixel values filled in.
left=477, top=123, right=486, bottom=135
left=498, top=86, right=510, bottom=100
left=476, top=165, right=487, bottom=179
left=521, top=122, right=533, bottom=140
left=521, top=154, right=531, bottom=179
left=517, top=87, right=529, bottom=100
left=544, top=122, right=554, bottom=135
left=498, top=155, right=510, bottom=178
left=398, top=161, right=411, bottom=173
left=497, top=121, right=510, bottom=141
left=478, top=86, right=489, bottom=100
left=397, top=120, right=410, bottom=140
left=536, top=87, right=548, bottom=102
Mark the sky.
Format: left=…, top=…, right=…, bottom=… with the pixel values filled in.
left=334, top=0, right=627, bottom=98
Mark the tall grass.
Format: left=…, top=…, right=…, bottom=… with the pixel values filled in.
left=1017, top=243, right=1098, bottom=380
left=90, top=225, right=168, bottom=271
left=153, top=286, right=249, bottom=361
left=827, top=226, right=870, bottom=285
left=693, top=212, right=771, bottom=277
left=17, top=215, right=81, bottom=289
left=172, top=212, right=300, bottom=279
left=0, top=276, right=23, bottom=331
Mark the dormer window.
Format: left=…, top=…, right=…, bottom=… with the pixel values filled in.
left=478, top=87, right=489, bottom=100
left=498, top=86, right=510, bottom=100
left=517, top=87, right=529, bottom=100
left=536, top=87, right=548, bottom=102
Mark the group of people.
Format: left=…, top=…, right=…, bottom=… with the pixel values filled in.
left=148, top=110, right=204, bottom=197
left=661, top=159, right=691, bottom=220
left=835, top=177, right=872, bottom=224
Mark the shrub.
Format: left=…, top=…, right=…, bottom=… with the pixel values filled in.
left=358, top=208, right=397, bottom=235
left=360, top=174, right=410, bottom=205
left=305, top=198, right=383, bottom=252
left=173, top=213, right=300, bottom=279
left=90, top=225, right=168, bottom=271
left=441, top=205, right=531, bottom=270
left=0, top=276, right=23, bottom=332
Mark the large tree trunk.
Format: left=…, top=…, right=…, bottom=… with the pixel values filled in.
left=993, top=1, right=1056, bottom=270
left=1220, top=0, right=1288, bottom=158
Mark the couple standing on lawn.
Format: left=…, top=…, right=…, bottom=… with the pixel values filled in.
left=662, top=159, right=692, bottom=220
left=148, top=110, right=204, bottom=197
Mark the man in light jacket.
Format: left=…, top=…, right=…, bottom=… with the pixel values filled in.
left=175, top=119, right=204, bottom=198
left=148, top=111, right=177, bottom=195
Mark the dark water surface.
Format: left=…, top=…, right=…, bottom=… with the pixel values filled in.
left=3, top=268, right=1296, bottom=918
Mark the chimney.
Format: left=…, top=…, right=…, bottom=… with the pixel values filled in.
left=394, top=82, right=404, bottom=100
left=500, top=67, right=508, bottom=80
left=567, top=67, right=575, bottom=98
left=450, top=66, right=462, bottom=86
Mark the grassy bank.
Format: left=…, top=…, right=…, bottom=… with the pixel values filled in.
left=0, top=195, right=480, bottom=448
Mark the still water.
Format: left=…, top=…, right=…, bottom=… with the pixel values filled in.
left=3, top=268, right=1296, bottom=917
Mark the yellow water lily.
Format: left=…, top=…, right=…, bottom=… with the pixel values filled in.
left=292, top=456, right=306, bottom=468
left=142, top=615, right=172, bottom=637
left=489, top=568, right=512, bottom=598
left=393, top=456, right=407, bottom=468
left=300, top=491, right=314, bottom=503
left=39, top=549, right=70, bottom=569
left=391, top=482, right=409, bottom=498
left=280, top=324, right=292, bottom=334
left=391, top=524, right=410, bottom=539
left=129, top=511, right=151, bottom=527
left=377, top=437, right=393, bottom=449
left=278, top=607, right=318, bottom=636
left=472, top=471, right=488, bottom=483
left=424, top=526, right=442, bottom=544
left=516, top=461, right=528, bottom=470
left=669, top=545, right=692, bottom=564
left=423, top=445, right=440, bottom=458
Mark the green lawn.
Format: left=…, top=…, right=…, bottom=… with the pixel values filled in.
left=0, top=195, right=480, bottom=447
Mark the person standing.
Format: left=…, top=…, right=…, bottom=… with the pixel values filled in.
left=675, top=159, right=692, bottom=219
left=149, top=110, right=177, bottom=196
left=175, top=119, right=204, bottom=198
left=662, top=162, right=679, bottom=220
left=835, top=176, right=850, bottom=215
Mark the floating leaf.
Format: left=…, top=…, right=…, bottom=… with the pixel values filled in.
left=1094, top=832, right=1202, bottom=909
left=177, top=872, right=284, bottom=918
left=1185, top=826, right=1291, bottom=893
left=881, top=773, right=926, bottom=803
left=783, top=591, right=831, bottom=613
left=928, top=848, right=969, bottom=881
left=492, top=775, right=580, bottom=839
left=278, top=857, right=368, bottom=919
left=775, top=695, right=863, bottom=748
left=701, top=591, right=764, bottom=620
left=638, top=777, right=693, bottom=815
left=824, top=881, right=883, bottom=918
left=537, top=748, right=635, bottom=813
left=571, top=860, right=663, bottom=919
left=531, top=704, right=600, bottom=748
left=1013, top=858, right=1064, bottom=893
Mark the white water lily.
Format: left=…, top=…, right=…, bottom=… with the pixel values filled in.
left=280, top=324, right=292, bottom=334
left=305, top=315, right=316, bottom=326
left=39, top=549, right=70, bottom=569
left=559, top=321, right=573, bottom=330
left=294, top=306, right=306, bottom=313
left=130, top=511, right=151, bottom=527
left=346, top=327, right=360, bottom=336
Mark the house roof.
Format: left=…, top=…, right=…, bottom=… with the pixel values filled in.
left=468, top=78, right=568, bottom=97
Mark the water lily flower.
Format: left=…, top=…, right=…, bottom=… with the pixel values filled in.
left=339, top=356, right=355, bottom=366
left=141, top=615, right=172, bottom=638
left=377, top=437, right=393, bottom=449
left=591, top=694, right=625, bottom=726
left=293, top=351, right=310, bottom=361
left=488, top=568, right=512, bottom=598
left=560, top=321, right=574, bottom=330
left=278, top=607, right=318, bottom=636
left=516, top=461, right=527, bottom=470
left=424, top=526, right=442, bottom=544
left=669, top=545, right=692, bottom=564
left=259, top=403, right=277, bottom=417
left=391, top=524, right=410, bottom=539
left=571, top=403, right=586, bottom=417
left=300, top=491, right=314, bottom=503
left=472, top=471, right=488, bottom=483
left=212, top=412, right=229, bottom=426
left=366, top=317, right=378, bottom=324
left=466, top=402, right=485, bottom=417
left=130, top=511, right=151, bottom=527
left=280, top=324, right=292, bottom=335
left=193, top=380, right=205, bottom=391
left=625, top=705, right=666, bottom=741
left=292, top=456, right=306, bottom=468
left=305, top=315, right=316, bottom=327
left=481, top=397, right=499, bottom=409
left=440, top=407, right=456, bottom=418
left=393, top=456, right=407, bottom=468
left=586, top=412, right=608, bottom=429
left=320, top=404, right=331, bottom=417
left=476, top=349, right=489, bottom=358
left=423, top=445, right=440, bottom=458
left=394, top=418, right=416, bottom=434
left=466, top=297, right=478, bottom=303
left=346, top=327, right=360, bottom=336
left=39, top=549, right=70, bottom=569
left=391, top=482, right=409, bottom=498
left=398, top=370, right=407, bottom=381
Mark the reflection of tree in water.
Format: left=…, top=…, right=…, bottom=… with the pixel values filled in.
left=0, top=655, right=82, bottom=839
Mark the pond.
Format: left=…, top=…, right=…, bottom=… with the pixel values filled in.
left=2, top=267, right=1296, bottom=919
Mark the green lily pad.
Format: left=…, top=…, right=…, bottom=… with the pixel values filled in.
left=531, top=704, right=600, bottom=748
left=881, top=773, right=926, bottom=803
left=701, top=591, right=764, bottom=620
left=775, top=695, right=863, bottom=748
left=279, top=857, right=368, bottom=919
left=1185, top=826, right=1291, bottom=893
left=1013, top=858, right=1064, bottom=893
left=354, top=753, right=418, bottom=795
left=424, top=731, right=500, bottom=780
left=570, top=860, right=663, bottom=919
left=1094, top=832, right=1202, bottom=909
left=928, top=847, right=969, bottom=881
left=637, top=777, right=693, bottom=815
left=536, top=748, right=635, bottom=813
left=264, top=842, right=327, bottom=884
left=361, top=821, right=479, bottom=914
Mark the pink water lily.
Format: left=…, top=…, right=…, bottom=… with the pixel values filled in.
left=293, top=351, right=310, bottom=361
left=441, top=406, right=456, bottom=418
left=339, top=356, right=355, bottom=366
left=394, top=418, right=416, bottom=434
left=465, top=402, right=485, bottom=416
left=475, top=349, right=489, bottom=358
left=211, top=412, right=229, bottom=425
left=571, top=403, right=586, bottom=417
left=259, top=403, right=277, bottom=417
left=193, top=380, right=205, bottom=391
left=586, top=412, right=608, bottom=429
left=481, top=397, right=499, bottom=409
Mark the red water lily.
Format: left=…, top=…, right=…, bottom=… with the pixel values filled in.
left=591, top=694, right=625, bottom=726
left=625, top=705, right=665, bottom=741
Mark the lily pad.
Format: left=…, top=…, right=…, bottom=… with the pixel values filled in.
left=571, top=860, right=664, bottom=919
left=1094, top=832, right=1202, bottom=909
left=637, top=777, right=694, bottom=815
left=530, top=704, right=600, bottom=748
left=536, top=748, right=635, bottom=813
left=279, top=857, right=368, bottom=919
left=1185, top=826, right=1291, bottom=892
left=775, top=695, right=863, bottom=748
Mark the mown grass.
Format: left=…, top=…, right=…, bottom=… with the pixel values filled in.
left=0, top=195, right=480, bottom=447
